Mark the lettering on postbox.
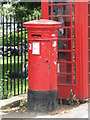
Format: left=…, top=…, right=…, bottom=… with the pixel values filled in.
left=32, top=42, right=40, bottom=55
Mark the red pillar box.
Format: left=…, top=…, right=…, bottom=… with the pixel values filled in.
left=23, top=19, right=61, bottom=112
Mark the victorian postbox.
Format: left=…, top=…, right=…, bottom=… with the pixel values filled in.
left=23, top=19, right=62, bottom=111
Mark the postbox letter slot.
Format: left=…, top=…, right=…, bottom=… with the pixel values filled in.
left=46, top=60, right=48, bottom=63
left=31, top=34, right=41, bottom=38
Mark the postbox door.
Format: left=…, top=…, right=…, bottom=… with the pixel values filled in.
left=28, top=41, right=52, bottom=91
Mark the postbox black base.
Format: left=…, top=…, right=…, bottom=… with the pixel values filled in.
left=27, top=89, right=58, bottom=112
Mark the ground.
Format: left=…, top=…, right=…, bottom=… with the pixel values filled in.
left=0, top=94, right=89, bottom=119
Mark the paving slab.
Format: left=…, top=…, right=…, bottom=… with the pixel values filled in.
left=0, top=94, right=27, bottom=109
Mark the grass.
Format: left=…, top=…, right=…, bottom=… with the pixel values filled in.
left=0, top=55, right=28, bottom=99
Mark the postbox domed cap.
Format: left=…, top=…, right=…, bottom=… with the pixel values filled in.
left=23, top=19, right=62, bottom=29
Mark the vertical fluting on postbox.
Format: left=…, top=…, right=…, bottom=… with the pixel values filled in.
left=23, top=19, right=62, bottom=112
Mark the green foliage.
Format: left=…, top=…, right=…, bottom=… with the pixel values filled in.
left=1, top=2, right=41, bottom=21
left=70, top=89, right=73, bottom=98
left=64, top=89, right=80, bottom=106
left=12, top=2, right=41, bottom=21
left=33, top=8, right=41, bottom=19
left=2, top=30, right=28, bottom=46
left=70, top=89, right=80, bottom=105
left=1, top=3, right=15, bottom=18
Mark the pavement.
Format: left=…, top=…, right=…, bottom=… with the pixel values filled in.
left=35, top=103, right=89, bottom=118
left=0, top=94, right=27, bottom=109
left=0, top=94, right=89, bottom=119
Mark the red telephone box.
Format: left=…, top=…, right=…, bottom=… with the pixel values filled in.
left=41, top=1, right=89, bottom=101
left=23, top=19, right=62, bottom=111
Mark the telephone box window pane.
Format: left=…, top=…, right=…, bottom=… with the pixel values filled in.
left=64, top=5, right=71, bottom=15
left=58, top=28, right=71, bottom=38
left=58, top=52, right=71, bottom=61
left=73, top=64, right=76, bottom=74
left=49, top=6, right=51, bottom=15
left=49, top=17, right=51, bottom=20
left=58, top=40, right=71, bottom=50
left=52, top=0, right=56, bottom=3
left=64, top=17, right=71, bottom=26
left=53, top=17, right=71, bottom=27
left=73, top=17, right=75, bottom=26
left=57, top=74, right=72, bottom=84
left=49, top=0, right=51, bottom=4
left=66, top=52, right=71, bottom=61
left=73, top=29, right=75, bottom=38
left=58, top=52, right=67, bottom=60
left=57, top=63, right=72, bottom=73
left=73, top=40, right=75, bottom=50
left=66, top=63, right=72, bottom=73
left=73, top=52, right=75, bottom=62
left=73, top=75, right=76, bottom=84
left=53, top=5, right=73, bottom=27
left=53, top=5, right=71, bottom=15
left=72, top=5, right=75, bottom=15
left=64, top=28, right=71, bottom=38
left=53, top=18, right=71, bottom=27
